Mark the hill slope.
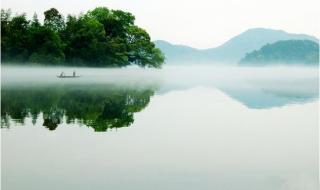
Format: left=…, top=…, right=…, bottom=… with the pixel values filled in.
left=155, top=28, right=318, bottom=64
left=240, top=40, right=319, bottom=65
left=154, top=40, right=203, bottom=63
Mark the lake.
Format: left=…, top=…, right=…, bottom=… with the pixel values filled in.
left=1, top=65, right=319, bottom=190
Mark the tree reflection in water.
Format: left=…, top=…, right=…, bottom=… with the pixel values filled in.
left=1, top=84, right=155, bottom=132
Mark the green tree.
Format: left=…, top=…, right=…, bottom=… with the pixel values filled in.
left=88, top=7, right=135, bottom=38
left=1, top=7, right=165, bottom=68
left=28, top=26, right=65, bottom=64
left=44, top=8, right=65, bottom=32
left=1, top=9, right=12, bottom=60
left=63, top=15, right=109, bottom=65
left=127, top=26, right=164, bottom=67
left=27, top=11, right=65, bottom=64
left=31, top=13, right=40, bottom=27
left=3, top=13, right=30, bottom=62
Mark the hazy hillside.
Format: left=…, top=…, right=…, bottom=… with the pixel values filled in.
left=154, top=40, right=203, bottom=63
left=240, top=40, right=319, bottom=65
left=155, top=28, right=318, bottom=64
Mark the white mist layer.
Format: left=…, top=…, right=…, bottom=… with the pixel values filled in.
left=2, top=64, right=318, bottom=88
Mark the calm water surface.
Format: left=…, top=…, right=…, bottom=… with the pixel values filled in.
left=1, top=65, right=319, bottom=190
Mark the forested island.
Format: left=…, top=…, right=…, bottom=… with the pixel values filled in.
left=240, top=40, right=319, bottom=65
left=1, top=7, right=165, bottom=67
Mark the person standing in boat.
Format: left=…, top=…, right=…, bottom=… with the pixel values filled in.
left=60, top=72, right=64, bottom=77
left=73, top=70, right=76, bottom=77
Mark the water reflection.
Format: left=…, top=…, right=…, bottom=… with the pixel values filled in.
left=1, top=66, right=319, bottom=190
left=1, top=78, right=318, bottom=131
left=1, top=84, right=155, bottom=131
left=217, top=79, right=318, bottom=109
left=159, top=67, right=319, bottom=109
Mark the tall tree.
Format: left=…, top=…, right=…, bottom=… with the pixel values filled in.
left=1, top=9, right=12, bottom=60
left=3, top=13, right=30, bottom=62
left=44, top=8, right=65, bottom=32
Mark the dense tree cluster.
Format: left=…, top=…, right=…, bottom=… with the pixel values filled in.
left=240, top=40, right=319, bottom=65
left=1, top=7, right=165, bottom=67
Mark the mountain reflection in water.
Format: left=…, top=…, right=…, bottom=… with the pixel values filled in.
left=1, top=84, right=155, bottom=131
left=1, top=66, right=319, bottom=190
left=1, top=66, right=319, bottom=132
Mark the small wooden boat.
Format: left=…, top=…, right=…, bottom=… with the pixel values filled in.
left=57, top=71, right=80, bottom=78
left=57, top=75, right=80, bottom=78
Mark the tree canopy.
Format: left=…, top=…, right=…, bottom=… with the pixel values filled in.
left=1, top=7, right=165, bottom=68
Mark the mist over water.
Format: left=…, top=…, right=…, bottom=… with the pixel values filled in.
left=2, top=64, right=318, bottom=108
left=2, top=64, right=318, bottom=87
left=1, top=64, right=319, bottom=190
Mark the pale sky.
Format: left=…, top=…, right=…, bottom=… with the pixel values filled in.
left=1, top=0, right=319, bottom=49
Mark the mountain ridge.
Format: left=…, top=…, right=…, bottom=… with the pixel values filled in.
left=154, top=28, right=319, bottom=64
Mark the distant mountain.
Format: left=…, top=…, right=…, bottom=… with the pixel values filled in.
left=154, top=28, right=318, bottom=64
left=154, top=40, right=203, bottom=63
left=240, top=40, right=319, bottom=65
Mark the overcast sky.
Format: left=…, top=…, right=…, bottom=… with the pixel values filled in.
left=2, top=0, right=319, bottom=49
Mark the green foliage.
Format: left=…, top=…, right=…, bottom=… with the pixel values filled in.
left=1, top=9, right=11, bottom=60
left=240, top=40, right=319, bottom=65
left=63, top=15, right=109, bottom=65
left=1, top=11, right=30, bottom=62
left=28, top=25, right=65, bottom=64
left=127, top=26, right=165, bottom=68
left=1, top=7, right=165, bottom=68
left=44, top=8, right=65, bottom=32
left=1, top=9, right=64, bottom=63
